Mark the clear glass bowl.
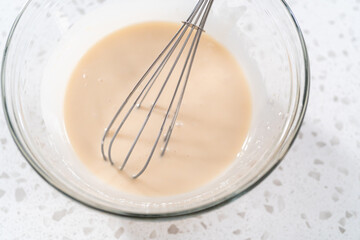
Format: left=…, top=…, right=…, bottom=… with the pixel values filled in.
left=1, top=0, right=309, bottom=217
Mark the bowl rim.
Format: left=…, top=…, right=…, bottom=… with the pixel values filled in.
left=1, top=0, right=310, bottom=219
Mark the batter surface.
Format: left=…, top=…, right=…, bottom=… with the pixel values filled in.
left=64, top=22, right=252, bottom=196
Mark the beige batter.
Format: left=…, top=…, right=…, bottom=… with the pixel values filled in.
left=64, top=22, right=252, bottom=197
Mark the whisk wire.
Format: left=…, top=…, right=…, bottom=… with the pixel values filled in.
left=101, top=0, right=214, bottom=178
left=120, top=0, right=212, bottom=174
left=104, top=1, right=206, bottom=165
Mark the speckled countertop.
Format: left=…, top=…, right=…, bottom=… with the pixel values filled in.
left=0, top=0, right=359, bottom=239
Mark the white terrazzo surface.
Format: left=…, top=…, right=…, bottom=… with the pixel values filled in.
left=1, top=0, right=360, bottom=239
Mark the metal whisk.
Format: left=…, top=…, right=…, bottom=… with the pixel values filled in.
left=101, top=0, right=214, bottom=178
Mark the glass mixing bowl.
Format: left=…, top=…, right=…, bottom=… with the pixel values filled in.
left=1, top=0, right=309, bottom=217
